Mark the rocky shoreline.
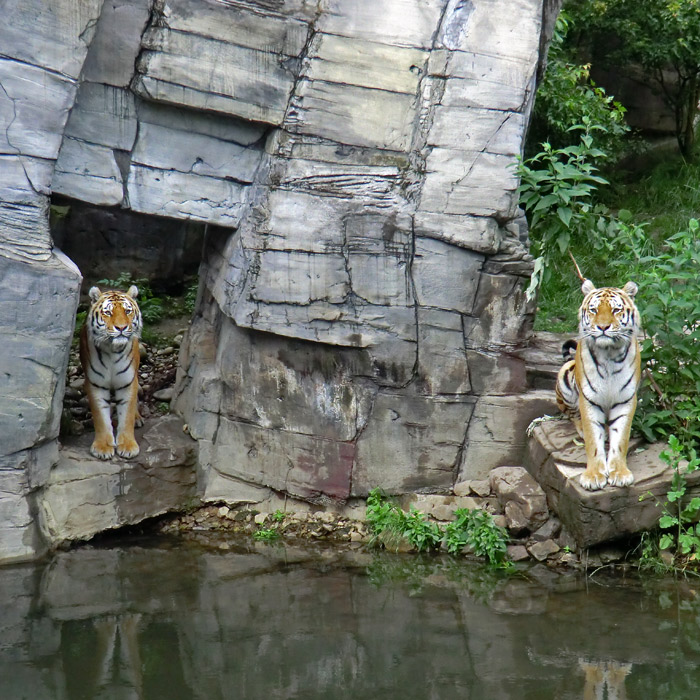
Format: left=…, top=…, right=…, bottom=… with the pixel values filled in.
left=146, top=469, right=639, bottom=574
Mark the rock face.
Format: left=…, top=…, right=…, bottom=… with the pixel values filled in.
left=38, top=416, right=197, bottom=545
left=526, top=420, right=689, bottom=549
left=0, top=0, right=562, bottom=562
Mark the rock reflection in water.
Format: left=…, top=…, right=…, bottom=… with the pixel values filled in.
left=1, top=539, right=699, bottom=699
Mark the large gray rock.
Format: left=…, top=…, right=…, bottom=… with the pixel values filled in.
left=526, top=420, right=687, bottom=548
left=0, top=0, right=564, bottom=559
left=38, top=416, right=197, bottom=545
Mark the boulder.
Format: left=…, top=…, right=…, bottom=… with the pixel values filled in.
left=38, top=416, right=197, bottom=545
left=489, top=466, right=549, bottom=532
left=526, top=420, right=692, bottom=549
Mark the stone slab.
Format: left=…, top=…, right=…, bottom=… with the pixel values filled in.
left=81, top=0, right=151, bottom=87
left=0, top=156, right=53, bottom=262
left=64, top=83, right=138, bottom=150
left=412, top=237, right=483, bottom=314
left=126, top=165, right=246, bottom=226
left=52, top=138, right=124, bottom=207
left=458, top=390, right=558, bottom=481
left=132, top=121, right=263, bottom=182
left=353, top=393, right=475, bottom=495
left=0, top=0, right=102, bottom=79
left=0, top=58, right=77, bottom=161
left=38, top=416, right=198, bottom=544
left=319, top=0, right=443, bottom=48
left=205, top=418, right=355, bottom=504
left=526, top=420, right=696, bottom=549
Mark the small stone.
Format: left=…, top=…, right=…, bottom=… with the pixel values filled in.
left=452, top=496, right=479, bottom=511
left=453, top=481, right=471, bottom=497
left=173, top=334, right=183, bottom=346
left=492, top=515, right=507, bottom=529
left=490, top=466, right=549, bottom=531
left=432, top=503, right=456, bottom=521
left=350, top=530, right=365, bottom=542
left=218, top=506, right=230, bottom=517
left=507, top=544, right=530, bottom=561
left=504, top=501, right=530, bottom=533
left=527, top=539, right=560, bottom=562
left=159, top=346, right=175, bottom=356
left=64, top=386, right=81, bottom=400
left=69, top=378, right=85, bottom=391
left=531, top=517, right=561, bottom=542
left=469, top=479, right=492, bottom=497
left=660, top=550, right=675, bottom=567
left=254, top=512, right=267, bottom=525
left=138, top=343, right=148, bottom=361
left=153, top=386, right=174, bottom=401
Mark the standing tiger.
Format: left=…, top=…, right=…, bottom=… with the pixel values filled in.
left=555, top=279, right=641, bottom=490
left=80, top=285, right=142, bottom=460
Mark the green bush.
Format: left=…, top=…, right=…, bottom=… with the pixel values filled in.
left=366, top=489, right=512, bottom=569
left=529, top=10, right=629, bottom=156
left=631, top=219, right=700, bottom=445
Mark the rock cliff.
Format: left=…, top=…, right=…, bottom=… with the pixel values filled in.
left=0, top=0, right=561, bottom=562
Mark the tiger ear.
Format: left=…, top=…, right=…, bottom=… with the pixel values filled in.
left=127, top=285, right=138, bottom=299
left=622, top=281, right=638, bottom=298
left=581, top=279, right=595, bottom=295
left=88, top=286, right=101, bottom=302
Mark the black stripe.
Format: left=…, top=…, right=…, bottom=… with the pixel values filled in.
left=581, top=390, right=606, bottom=413
left=89, top=381, right=111, bottom=391
left=619, top=373, right=637, bottom=392
left=113, top=379, right=136, bottom=392
left=588, top=348, right=605, bottom=379
left=88, top=359, right=105, bottom=379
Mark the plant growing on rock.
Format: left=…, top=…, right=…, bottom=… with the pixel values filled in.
left=365, top=489, right=512, bottom=569
left=654, top=435, right=700, bottom=563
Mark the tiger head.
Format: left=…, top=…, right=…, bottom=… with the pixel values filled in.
left=579, top=279, right=640, bottom=347
left=88, top=285, right=142, bottom=351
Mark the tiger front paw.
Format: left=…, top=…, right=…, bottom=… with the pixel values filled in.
left=580, top=467, right=607, bottom=490
left=116, top=434, right=140, bottom=459
left=91, top=436, right=115, bottom=460
left=607, top=462, right=634, bottom=488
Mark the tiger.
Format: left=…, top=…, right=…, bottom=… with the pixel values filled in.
left=555, top=279, right=641, bottom=490
left=79, top=285, right=143, bottom=460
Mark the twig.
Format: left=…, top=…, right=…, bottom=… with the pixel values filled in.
left=644, top=368, right=668, bottom=410
left=569, top=250, right=586, bottom=282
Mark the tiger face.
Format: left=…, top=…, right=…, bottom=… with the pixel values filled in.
left=579, top=279, right=639, bottom=347
left=88, top=285, right=142, bottom=351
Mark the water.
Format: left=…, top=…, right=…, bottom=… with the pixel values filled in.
left=1, top=536, right=699, bottom=700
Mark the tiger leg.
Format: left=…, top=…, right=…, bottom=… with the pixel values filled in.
left=606, top=394, right=636, bottom=487
left=115, top=375, right=140, bottom=459
left=579, top=396, right=608, bottom=490
left=85, top=380, right=115, bottom=459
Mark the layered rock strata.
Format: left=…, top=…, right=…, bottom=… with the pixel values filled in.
left=0, top=0, right=562, bottom=562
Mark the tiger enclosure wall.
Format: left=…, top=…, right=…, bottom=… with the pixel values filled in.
left=0, top=0, right=562, bottom=562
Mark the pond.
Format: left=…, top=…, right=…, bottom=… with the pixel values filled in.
left=1, top=536, right=699, bottom=700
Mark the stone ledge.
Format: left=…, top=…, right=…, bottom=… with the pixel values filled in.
left=38, top=416, right=198, bottom=545
left=526, top=419, right=700, bottom=549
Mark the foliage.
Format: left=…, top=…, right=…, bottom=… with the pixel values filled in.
left=631, top=219, right=700, bottom=445
left=530, top=10, right=629, bottom=155
left=253, top=527, right=280, bottom=542
left=574, top=0, right=700, bottom=159
left=443, top=508, right=510, bottom=567
left=517, top=120, right=617, bottom=299
left=656, top=435, right=700, bottom=560
left=365, top=489, right=512, bottom=569
left=271, top=509, right=285, bottom=523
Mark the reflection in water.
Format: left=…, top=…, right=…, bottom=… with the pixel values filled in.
left=1, top=538, right=699, bottom=699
